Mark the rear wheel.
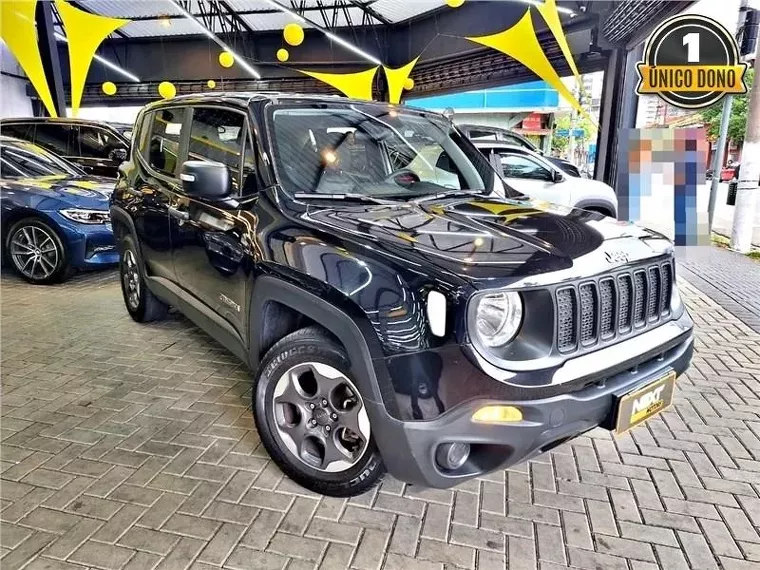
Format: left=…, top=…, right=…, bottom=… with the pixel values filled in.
left=119, top=234, right=168, bottom=322
left=5, top=217, right=72, bottom=284
left=253, top=326, right=385, bottom=497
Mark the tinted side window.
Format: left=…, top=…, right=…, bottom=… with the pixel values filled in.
left=33, top=124, right=74, bottom=156
left=466, top=129, right=497, bottom=140
left=148, top=108, right=186, bottom=177
left=503, top=134, right=530, bottom=149
left=1, top=123, right=35, bottom=142
left=499, top=153, right=551, bottom=181
left=188, top=107, right=246, bottom=192
left=77, top=126, right=126, bottom=158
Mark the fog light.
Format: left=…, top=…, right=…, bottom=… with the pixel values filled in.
left=435, top=442, right=470, bottom=471
left=472, top=405, right=523, bottom=424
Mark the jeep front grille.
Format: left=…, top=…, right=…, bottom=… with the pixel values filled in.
left=555, top=261, right=674, bottom=354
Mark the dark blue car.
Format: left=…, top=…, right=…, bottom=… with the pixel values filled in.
left=1, top=136, right=117, bottom=284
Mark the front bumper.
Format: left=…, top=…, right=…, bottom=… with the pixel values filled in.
left=369, top=311, right=693, bottom=488
left=49, top=213, right=118, bottom=269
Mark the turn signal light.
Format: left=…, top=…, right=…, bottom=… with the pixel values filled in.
left=472, top=405, right=523, bottom=424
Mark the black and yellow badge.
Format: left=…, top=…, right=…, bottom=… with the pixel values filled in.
left=636, top=14, right=748, bottom=109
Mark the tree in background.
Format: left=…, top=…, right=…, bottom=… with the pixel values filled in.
left=551, top=114, right=596, bottom=156
left=701, top=69, right=754, bottom=144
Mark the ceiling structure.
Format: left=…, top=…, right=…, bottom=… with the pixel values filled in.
left=35, top=0, right=694, bottom=105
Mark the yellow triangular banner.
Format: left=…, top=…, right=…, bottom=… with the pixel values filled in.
left=466, top=11, right=594, bottom=125
left=534, top=0, right=579, bottom=83
left=0, top=0, right=58, bottom=117
left=55, top=0, right=129, bottom=116
left=299, top=67, right=379, bottom=101
left=383, top=57, right=419, bottom=104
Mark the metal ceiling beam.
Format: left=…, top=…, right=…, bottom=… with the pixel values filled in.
left=345, top=0, right=392, bottom=26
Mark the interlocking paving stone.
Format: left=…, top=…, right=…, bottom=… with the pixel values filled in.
left=1, top=267, right=759, bottom=569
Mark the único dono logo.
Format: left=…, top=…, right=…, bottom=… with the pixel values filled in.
left=636, top=14, right=748, bottom=109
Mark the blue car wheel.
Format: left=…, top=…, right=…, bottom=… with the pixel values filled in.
left=6, top=217, right=73, bottom=284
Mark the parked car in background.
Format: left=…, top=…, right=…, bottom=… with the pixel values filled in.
left=458, top=123, right=582, bottom=177
left=111, top=92, right=691, bottom=497
left=474, top=141, right=618, bottom=217
left=0, top=117, right=129, bottom=178
left=109, top=122, right=135, bottom=140
left=0, top=136, right=117, bottom=284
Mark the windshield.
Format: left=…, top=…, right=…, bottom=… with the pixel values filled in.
left=270, top=104, right=505, bottom=199
left=0, top=140, right=83, bottom=178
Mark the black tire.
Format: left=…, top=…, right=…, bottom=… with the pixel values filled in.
left=119, top=234, right=169, bottom=322
left=253, top=326, right=385, bottom=497
left=4, top=217, right=73, bottom=284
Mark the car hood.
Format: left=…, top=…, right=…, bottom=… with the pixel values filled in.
left=0, top=175, right=115, bottom=209
left=297, top=194, right=672, bottom=287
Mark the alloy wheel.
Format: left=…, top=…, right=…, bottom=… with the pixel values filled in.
left=9, top=224, right=60, bottom=281
left=273, top=362, right=370, bottom=473
left=122, top=249, right=140, bottom=310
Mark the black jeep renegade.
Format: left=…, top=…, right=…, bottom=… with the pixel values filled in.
left=111, top=93, right=694, bottom=497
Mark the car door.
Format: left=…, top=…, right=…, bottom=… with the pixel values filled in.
left=129, top=107, right=188, bottom=281
left=169, top=105, right=257, bottom=341
left=495, top=150, right=567, bottom=206
left=74, top=125, right=128, bottom=177
left=30, top=123, right=76, bottom=164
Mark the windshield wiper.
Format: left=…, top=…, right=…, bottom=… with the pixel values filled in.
left=294, top=192, right=401, bottom=205
left=412, top=189, right=484, bottom=203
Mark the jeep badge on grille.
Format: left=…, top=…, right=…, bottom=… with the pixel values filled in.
left=605, top=250, right=630, bottom=264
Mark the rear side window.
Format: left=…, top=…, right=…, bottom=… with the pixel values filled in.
left=188, top=107, right=247, bottom=193
left=147, top=108, right=186, bottom=177
left=1, top=122, right=35, bottom=142
left=32, top=124, right=74, bottom=156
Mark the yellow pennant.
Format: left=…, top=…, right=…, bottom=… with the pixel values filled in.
left=383, top=57, right=420, bottom=104
left=534, top=0, right=580, bottom=86
left=0, top=0, right=58, bottom=117
left=299, top=67, right=379, bottom=101
left=466, top=11, right=593, bottom=125
left=55, top=0, right=129, bottom=116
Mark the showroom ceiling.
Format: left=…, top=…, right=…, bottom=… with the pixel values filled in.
left=42, top=0, right=694, bottom=104
left=66, top=0, right=444, bottom=37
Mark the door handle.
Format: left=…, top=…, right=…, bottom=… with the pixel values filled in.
left=168, top=206, right=190, bottom=222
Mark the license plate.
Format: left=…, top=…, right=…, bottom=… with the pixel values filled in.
left=615, top=370, right=676, bottom=435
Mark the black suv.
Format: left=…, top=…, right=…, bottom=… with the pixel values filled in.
left=111, top=93, right=693, bottom=497
left=0, top=118, right=129, bottom=178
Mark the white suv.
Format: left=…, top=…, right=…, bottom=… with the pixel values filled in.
left=474, top=141, right=618, bottom=217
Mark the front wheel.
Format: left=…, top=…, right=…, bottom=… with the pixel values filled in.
left=119, top=235, right=168, bottom=322
left=5, top=217, right=72, bottom=284
left=253, top=326, right=385, bottom=497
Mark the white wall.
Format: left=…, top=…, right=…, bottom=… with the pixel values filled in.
left=69, top=106, right=143, bottom=125
left=0, top=43, right=33, bottom=119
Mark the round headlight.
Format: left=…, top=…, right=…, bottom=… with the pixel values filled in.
left=473, top=291, right=523, bottom=347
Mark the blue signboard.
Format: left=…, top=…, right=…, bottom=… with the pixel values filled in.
left=555, top=129, right=569, bottom=136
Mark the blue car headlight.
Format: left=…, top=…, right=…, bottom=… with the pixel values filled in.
left=60, top=209, right=110, bottom=225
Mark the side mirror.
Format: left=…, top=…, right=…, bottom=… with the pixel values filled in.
left=552, top=170, right=564, bottom=183
left=180, top=160, right=230, bottom=199
left=109, top=148, right=128, bottom=163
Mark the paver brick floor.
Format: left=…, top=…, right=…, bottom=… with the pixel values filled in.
left=1, top=268, right=759, bottom=570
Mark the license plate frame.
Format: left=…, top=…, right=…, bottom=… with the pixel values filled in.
left=614, top=370, right=676, bottom=435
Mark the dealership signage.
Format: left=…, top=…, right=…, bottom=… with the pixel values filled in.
left=635, top=14, right=748, bottom=109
